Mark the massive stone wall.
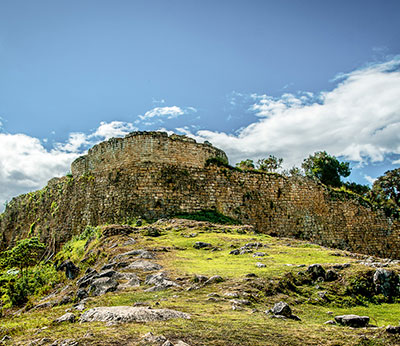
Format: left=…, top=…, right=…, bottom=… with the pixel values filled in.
left=1, top=132, right=399, bottom=258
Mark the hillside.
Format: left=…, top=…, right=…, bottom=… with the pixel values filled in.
left=1, top=218, right=400, bottom=346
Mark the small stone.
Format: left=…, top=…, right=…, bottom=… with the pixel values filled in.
left=203, top=275, right=224, bottom=285
left=325, top=269, right=339, bottom=282
left=245, top=273, right=257, bottom=278
left=229, top=249, right=240, bottom=255
left=307, top=264, right=326, bottom=280
left=256, top=262, right=266, bottom=268
left=253, top=252, right=267, bottom=257
left=324, top=320, right=336, bottom=325
left=161, top=341, right=174, bottom=346
left=270, top=301, right=292, bottom=318
left=386, top=325, right=400, bottom=334
left=53, top=312, right=76, bottom=324
left=193, top=241, right=212, bottom=249
left=334, top=314, right=370, bottom=328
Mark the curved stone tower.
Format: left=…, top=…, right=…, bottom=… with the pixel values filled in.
left=71, top=131, right=228, bottom=176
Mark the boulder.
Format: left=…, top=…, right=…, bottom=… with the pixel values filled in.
left=193, top=242, right=212, bottom=249
left=80, top=306, right=190, bottom=323
left=53, top=312, right=76, bottom=324
left=307, top=264, right=326, bottom=280
left=270, top=301, right=292, bottom=318
left=334, top=314, right=370, bottom=328
left=386, top=325, right=400, bottom=334
left=125, top=260, right=162, bottom=271
left=373, top=269, right=399, bottom=297
left=90, top=277, right=119, bottom=296
left=57, top=260, right=79, bottom=280
left=325, top=269, right=339, bottom=282
left=144, top=272, right=180, bottom=291
left=203, top=275, right=224, bottom=285
left=76, top=288, right=88, bottom=300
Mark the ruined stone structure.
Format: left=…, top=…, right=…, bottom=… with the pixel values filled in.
left=1, top=131, right=399, bottom=258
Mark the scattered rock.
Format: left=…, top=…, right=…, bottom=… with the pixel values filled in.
left=193, top=241, right=212, bottom=249
left=53, top=312, right=76, bottom=324
left=192, top=274, right=209, bottom=284
left=324, top=320, right=336, bottom=325
left=334, top=314, right=370, bottom=328
left=125, top=260, right=162, bottom=271
left=145, top=272, right=181, bottom=291
left=118, top=272, right=141, bottom=288
left=76, top=288, right=88, bottom=300
left=256, top=262, right=266, bottom=268
left=57, top=260, right=79, bottom=280
left=386, top=325, right=400, bottom=334
left=77, top=268, right=98, bottom=288
left=270, top=301, right=292, bottom=318
left=224, top=292, right=240, bottom=298
left=97, top=269, right=117, bottom=278
left=89, top=277, right=119, bottom=296
left=203, top=275, right=224, bottom=285
left=229, top=249, right=240, bottom=255
left=268, top=301, right=301, bottom=321
left=253, top=252, right=267, bottom=257
left=175, top=341, right=191, bottom=346
left=373, top=268, right=399, bottom=297
left=142, top=332, right=167, bottom=344
left=307, top=264, right=326, bottom=280
left=161, top=341, right=174, bottom=346
left=332, top=263, right=351, bottom=270
left=80, top=306, right=190, bottom=323
left=325, top=269, right=339, bottom=282
left=245, top=273, right=257, bottom=278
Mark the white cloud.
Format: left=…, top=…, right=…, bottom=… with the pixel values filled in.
left=364, top=175, right=376, bottom=185
left=139, top=106, right=196, bottom=121
left=90, top=121, right=137, bottom=140
left=0, top=121, right=137, bottom=212
left=193, top=57, right=400, bottom=167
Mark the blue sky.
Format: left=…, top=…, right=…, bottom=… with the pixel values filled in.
left=0, top=0, right=400, bottom=209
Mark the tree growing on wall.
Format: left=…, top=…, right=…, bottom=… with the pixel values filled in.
left=302, top=151, right=351, bottom=187
left=236, top=159, right=255, bottom=170
left=257, top=155, right=283, bottom=172
left=371, top=168, right=400, bottom=212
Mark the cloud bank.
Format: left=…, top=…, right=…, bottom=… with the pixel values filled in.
left=193, top=58, right=400, bottom=167
left=0, top=121, right=136, bottom=211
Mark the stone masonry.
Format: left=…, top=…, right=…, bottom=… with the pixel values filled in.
left=1, top=131, right=399, bottom=258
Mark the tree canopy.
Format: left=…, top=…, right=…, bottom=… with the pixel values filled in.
left=302, top=151, right=351, bottom=187
left=371, top=168, right=400, bottom=212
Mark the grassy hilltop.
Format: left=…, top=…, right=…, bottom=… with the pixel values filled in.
left=1, top=216, right=400, bottom=346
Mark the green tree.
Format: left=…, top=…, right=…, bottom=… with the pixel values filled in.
left=2, top=237, right=46, bottom=273
left=257, top=155, right=283, bottom=172
left=302, top=151, right=351, bottom=187
left=236, top=159, right=255, bottom=170
left=371, top=168, right=400, bottom=211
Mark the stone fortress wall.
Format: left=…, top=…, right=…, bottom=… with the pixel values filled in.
left=1, top=131, right=399, bottom=258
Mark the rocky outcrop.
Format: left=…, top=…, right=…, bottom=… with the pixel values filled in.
left=80, top=306, right=190, bottom=323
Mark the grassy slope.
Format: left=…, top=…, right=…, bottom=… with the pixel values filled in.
left=2, top=220, right=400, bottom=346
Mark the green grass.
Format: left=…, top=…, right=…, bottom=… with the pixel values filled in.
left=2, top=220, right=400, bottom=345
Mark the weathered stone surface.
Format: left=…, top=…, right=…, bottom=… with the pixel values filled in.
left=307, top=264, right=326, bottom=280
left=386, top=325, right=400, bottom=334
left=203, top=275, right=224, bottom=285
left=80, top=306, right=190, bottom=323
left=270, top=301, right=292, bottom=317
left=325, top=269, right=339, bottom=282
left=373, top=269, right=399, bottom=297
left=57, top=260, right=79, bottom=280
left=193, top=242, right=212, bottom=249
left=142, top=332, right=167, bottom=344
left=90, top=277, right=119, bottom=296
left=125, top=260, right=162, bottom=271
left=334, top=314, right=370, bottom=328
left=144, top=272, right=180, bottom=291
left=53, top=312, right=76, bottom=324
